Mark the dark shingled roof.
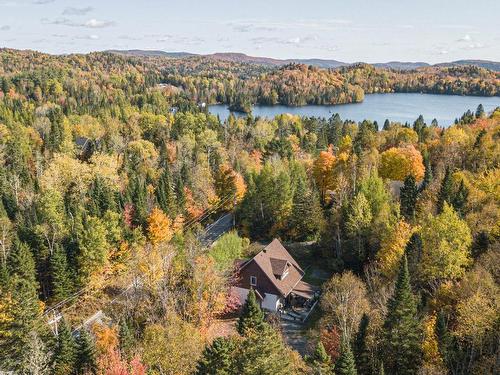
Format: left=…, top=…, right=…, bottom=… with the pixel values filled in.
left=239, top=239, right=307, bottom=297
left=270, top=257, right=289, bottom=276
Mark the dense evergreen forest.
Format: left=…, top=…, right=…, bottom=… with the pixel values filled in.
left=0, top=48, right=499, bottom=374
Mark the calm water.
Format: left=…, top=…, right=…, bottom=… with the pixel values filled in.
left=209, top=93, right=500, bottom=127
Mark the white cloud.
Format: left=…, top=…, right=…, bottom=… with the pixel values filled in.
left=33, top=0, right=55, bottom=4
left=85, top=19, right=114, bottom=28
left=41, top=17, right=114, bottom=28
left=0, top=25, right=10, bottom=31
left=458, top=34, right=472, bottom=42
left=463, top=42, right=484, bottom=50
left=74, top=34, right=99, bottom=40
left=63, top=6, right=93, bottom=16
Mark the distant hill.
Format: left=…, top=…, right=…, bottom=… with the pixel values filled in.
left=106, top=49, right=197, bottom=58
left=106, top=50, right=500, bottom=71
left=373, top=61, right=430, bottom=70
left=435, top=60, right=500, bottom=72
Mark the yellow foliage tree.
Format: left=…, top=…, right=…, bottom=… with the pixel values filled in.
left=189, top=256, right=227, bottom=332
left=313, top=149, right=336, bottom=202
left=379, top=145, right=424, bottom=181
left=93, top=323, right=119, bottom=355
left=422, top=314, right=445, bottom=370
left=147, top=207, right=173, bottom=246
left=377, top=220, right=414, bottom=279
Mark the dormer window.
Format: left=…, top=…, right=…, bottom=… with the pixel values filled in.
left=250, top=276, right=257, bottom=286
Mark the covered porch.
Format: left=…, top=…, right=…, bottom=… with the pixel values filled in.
left=279, top=280, right=319, bottom=322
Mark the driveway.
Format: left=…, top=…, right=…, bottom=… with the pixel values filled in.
left=199, top=213, right=234, bottom=247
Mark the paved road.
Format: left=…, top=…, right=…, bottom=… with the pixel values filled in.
left=200, top=213, right=234, bottom=247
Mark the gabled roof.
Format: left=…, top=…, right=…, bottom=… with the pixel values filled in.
left=238, top=239, right=305, bottom=297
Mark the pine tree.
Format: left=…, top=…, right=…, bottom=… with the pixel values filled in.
left=451, top=180, right=468, bottom=217
left=436, top=167, right=452, bottom=214
left=50, top=244, right=74, bottom=302
left=156, top=164, right=177, bottom=217
left=1, top=240, right=41, bottom=370
left=420, top=153, right=433, bottom=192
left=309, top=341, right=332, bottom=375
left=435, top=311, right=452, bottom=368
left=335, top=340, right=357, bottom=375
left=378, top=362, right=385, bottom=375
left=354, top=314, right=370, bottom=374
left=53, top=320, right=77, bottom=375
left=400, top=175, right=418, bottom=221
left=126, top=176, right=148, bottom=227
left=404, top=233, right=423, bottom=284
left=195, top=337, right=235, bottom=375
left=87, top=176, right=116, bottom=217
left=383, top=119, right=391, bottom=130
left=383, top=255, right=422, bottom=375
left=119, top=319, right=135, bottom=358
left=236, top=323, right=293, bottom=374
left=76, top=329, right=96, bottom=374
left=288, top=169, right=324, bottom=241
left=174, top=175, right=186, bottom=214
left=475, top=103, right=485, bottom=118
left=237, top=289, right=264, bottom=335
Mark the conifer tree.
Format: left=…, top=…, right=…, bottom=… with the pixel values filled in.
left=436, top=167, right=452, bottom=214
left=404, top=232, right=423, bottom=284
left=378, top=362, right=385, bottom=375
left=420, top=153, right=433, bottom=192
left=475, top=103, right=485, bottom=118
left=1, top=240, right=41, bottom=370
left=383, top=119, right=391, bottom=130
left=236, top=323, right=293, bottom=374
left=237, top=289, right=264, bottom=335
left=288, top=169, right=324, bottom=241
left=451, top=180, right=468, bottom=217
left=400, top=174, right=418, bottom=221
left=87, top=176, right=116, bottom=217
left=119, top=319, right=135, bottom=358
left=50, top=244, right=74, bottom=302
left=435, top=311, right=452, bottom=368
left=76, top=329, right=96, bottom=374
left=309, top=341, right=332, bottom=375
left=174, top=175, right=186, bottom=214
left=354, top=314, right=370, bottom=374
left=156, top=164, right=177, bottom=217
left=383, top=255, right=422, bottom=374
left=195, top=337, right=235, bottom=375
left=53, top=320, right=77, bottom=375
left=335, top=340, right=357, bottom=375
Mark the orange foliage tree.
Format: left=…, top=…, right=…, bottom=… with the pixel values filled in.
left=379, top=145, right=424, bottom=181
left=147, top=207, right=173, bottom=245
left=215, top=164, right=247, bottom=209
left=313, top=149, right=336, bottom=202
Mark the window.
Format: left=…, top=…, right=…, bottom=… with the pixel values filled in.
left=250, top=276, right=257, bottom=286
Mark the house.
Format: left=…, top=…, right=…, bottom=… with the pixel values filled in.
left=232, top=239, right=318, bottom=312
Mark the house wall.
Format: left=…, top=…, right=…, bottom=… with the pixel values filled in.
left=236, top=260, right=281, bottom=296
left=232, top=287, right=282, bottom=312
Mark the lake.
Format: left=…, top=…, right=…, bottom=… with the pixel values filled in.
left=209, top=93, right=500, bottom=127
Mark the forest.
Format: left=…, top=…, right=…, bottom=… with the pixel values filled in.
left=0, top=48, right=499, bottom=375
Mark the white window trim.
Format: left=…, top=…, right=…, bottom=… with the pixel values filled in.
left=250, top=276, right=257, bottom=286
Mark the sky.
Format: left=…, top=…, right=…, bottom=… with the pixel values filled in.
left=1, top=0, right=499, bottom=63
